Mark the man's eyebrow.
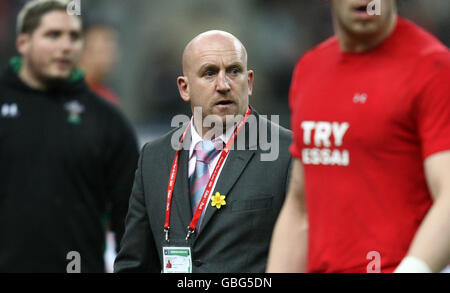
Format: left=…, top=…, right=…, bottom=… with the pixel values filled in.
left=44, top=28, right=79, bottom=33
left=198, top=63, right=219, bottom=73
left=198, top=62, right=244, bottom=73
left=227, top=62, right=244, bottom=69
left=44, top=29, right=62, bottom=33
left=70, top=29, right=82, bottom=35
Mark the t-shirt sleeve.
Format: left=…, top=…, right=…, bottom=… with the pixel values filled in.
left=416, top=51, right=450, bottom=159
left=289, top=58, right=304, bottom=159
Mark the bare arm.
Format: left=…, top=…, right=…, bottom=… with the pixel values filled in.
left=398, top=151, right=450, bottom=272
left=267, top=158, right=308, bottom=272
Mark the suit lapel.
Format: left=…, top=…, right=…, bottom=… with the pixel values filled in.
left=171, top=125, right=193, bottom=231
left=198, top=117, right=258, bottom=233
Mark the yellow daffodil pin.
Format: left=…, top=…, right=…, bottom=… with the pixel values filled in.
left=211, top=192, right=226, bottom=209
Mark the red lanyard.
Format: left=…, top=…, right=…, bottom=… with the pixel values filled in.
left=164, top=108, right=251, bottom=242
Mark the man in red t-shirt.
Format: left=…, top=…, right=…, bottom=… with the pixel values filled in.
left=78, top=25, right=121, bottom=106
left=267, top=0, right=450, bottom=273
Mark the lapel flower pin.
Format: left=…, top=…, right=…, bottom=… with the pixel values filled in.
left=211, top=192, right=226, bottom=209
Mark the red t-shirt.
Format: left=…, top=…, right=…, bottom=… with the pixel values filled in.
left=289, top=17, right=450, bottom=273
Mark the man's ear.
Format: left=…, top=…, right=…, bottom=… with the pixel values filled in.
left=177, top=76, right=190, bottom=103
left=247, top=70, right=254, bottom=96
left=16, top=34, right=30, bottom=56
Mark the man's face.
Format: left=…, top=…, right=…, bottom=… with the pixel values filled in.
left=18, top=10, right=83, bottom=84
left=80, top=28, right=118, bottom=82
left=331, top=0, right=396, bottom=36
left=178, top=34, right=254, bottom=127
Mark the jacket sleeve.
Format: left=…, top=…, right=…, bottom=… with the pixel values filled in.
left=103, top=110, right=139, bottom=250
left=114, top=143, right=160, bottom=273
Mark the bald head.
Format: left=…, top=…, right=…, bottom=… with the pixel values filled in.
left=176, top=29, right=254, bottom=136
left=182, top=30, right=248, bottom=76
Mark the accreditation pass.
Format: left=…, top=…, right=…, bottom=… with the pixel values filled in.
left=163, top=247, right=192, bottom=273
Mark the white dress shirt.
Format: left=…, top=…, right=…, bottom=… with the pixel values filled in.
left=188, top=118, right=235, bottom=226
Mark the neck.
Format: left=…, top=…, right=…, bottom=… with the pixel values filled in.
left=335, top=14, right=397, bottom=53
left=193, top=117, right=227, bottom=140
left=192, top=106, right=250, bottom=140
left=18, top=62, right=47, bottom=91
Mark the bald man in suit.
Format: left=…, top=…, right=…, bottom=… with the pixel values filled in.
left=114, top=30, right=291, bottom=273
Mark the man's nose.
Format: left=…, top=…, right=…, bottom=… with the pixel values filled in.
left=216, top=71, right=231, bottom=93
left=59, top=35, right=74, bottom=51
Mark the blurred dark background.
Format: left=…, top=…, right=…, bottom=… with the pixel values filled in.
left=1, top=0, right=449, bottom=145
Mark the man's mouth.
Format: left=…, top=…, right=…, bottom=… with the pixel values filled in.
left=53, top=58, right=72, bottom=67
left=215, top=99, right=234, bottom=106
left=352, top=3, right=374, bottom=19
left=354, top=5, right=367, bottom=13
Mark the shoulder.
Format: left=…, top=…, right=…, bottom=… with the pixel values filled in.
left=85, top=90, right=120, bottom=115
left=396, top=18, right=448, bottom=61
left=0, top=66, right=20, bottom=94
left=416, top=50, right=450, bottom=74
left=294, top=36, right=339, bottom=69
left=0, top=68, right=7, bottom=89
left=258, top=114, right=292, bottom=142
left=84, top=89, right=133, bottom=129
left=141, top=124, right=187, bottom=154
left=255, top=113, right=292, bottom=164
left=409, top=41, right=450, bottom=85
left=289, top=36, right=339, bottom=86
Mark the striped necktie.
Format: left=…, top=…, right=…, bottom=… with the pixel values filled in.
left=189, top=139, right=223, bottom=226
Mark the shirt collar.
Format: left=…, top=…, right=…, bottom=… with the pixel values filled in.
left=189, top=116, right=236, bottom=159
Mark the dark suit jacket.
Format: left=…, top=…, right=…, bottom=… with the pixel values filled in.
left=114, top=110, right=292, bottom=273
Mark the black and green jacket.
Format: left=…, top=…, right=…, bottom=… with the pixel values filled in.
left=0, top=58, right=139, bottom=272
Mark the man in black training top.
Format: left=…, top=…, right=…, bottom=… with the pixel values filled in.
left=0, top=0, right=139, bottom=272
